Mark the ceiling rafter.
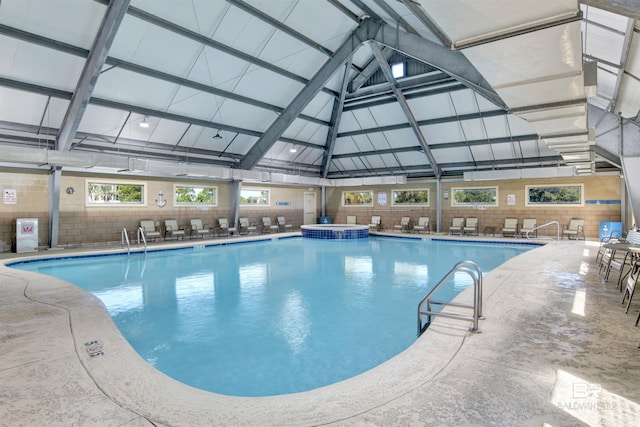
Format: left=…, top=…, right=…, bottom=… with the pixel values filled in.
left=57, top=0, right=130, bottom=152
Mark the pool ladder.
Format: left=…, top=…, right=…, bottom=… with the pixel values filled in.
left=121, top=227, right=147, bottom=255
left=417, top=260, right=483, bottom=336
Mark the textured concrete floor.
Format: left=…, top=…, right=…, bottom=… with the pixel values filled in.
left=1, top=235, right=639, bottom=426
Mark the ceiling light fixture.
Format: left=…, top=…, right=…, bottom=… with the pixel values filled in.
left=213, top=130, right=223, bottom=139
left=289, top=147, right=297, bottom=153
left=139, top=116, right=150, bottom=128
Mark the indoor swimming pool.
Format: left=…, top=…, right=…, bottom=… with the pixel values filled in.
left=11, top=236, right=536, bottom=397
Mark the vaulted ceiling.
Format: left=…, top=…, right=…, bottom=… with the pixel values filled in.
left=0, top=0, right=638, bottom=182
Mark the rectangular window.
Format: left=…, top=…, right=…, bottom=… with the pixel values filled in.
left=86, top=180, right=145, bottom=206
left=452, top=187, right=498, bottom=207
left=392, top=189, right=429, bottom=206
left=240, top=188, right=269, bottom=206
left=526, top=184, right=583, bottom=206
left=174, top=185, right=217, bottom=206
left=342, top=191, right=373, bottom=207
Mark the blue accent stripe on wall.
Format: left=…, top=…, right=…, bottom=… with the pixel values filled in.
left=585, top=200, right=621, bottom=205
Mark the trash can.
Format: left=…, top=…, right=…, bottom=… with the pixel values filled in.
left=599, top=221, right=622, bottom=240
left=15, top=218, right=38, bottom=253
left=319, top=216, right=331, bottom=224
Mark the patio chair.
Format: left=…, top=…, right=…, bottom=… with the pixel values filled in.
left=369, top=216, right=382, bottom=231
left=450, top=217, right=464, bottom=235
left=190, top=219, right=211, bottom=239
left=393, top=217, right=411, bottom=233
left=139, top=219, right=161, bottom=242
left=463, top=217, right=478, bottom=236
left=520, top=218, right=537, bottom=238
left=239, top=217, right=258, bottom=235
left=622, top=260, right=640, bottom=314
left=262, top=217, right=278, bottom=233
left=563, top=218, right=585, bottom=240
left=164, top=219, right=187, bottom=240
left=217, top=218, right=237, bottom=237
left=502, top=218, right=518, bottom=238
left=412, top=217, right=430, bottom=234
left=346, top=215, right=357, bottom=225
left=277, top=216, right=293, bottom=232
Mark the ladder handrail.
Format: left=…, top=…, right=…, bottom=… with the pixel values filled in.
left=137, top=227, right=148, bottom=253
left=417, top=260, right=483, bottom=336
left=121, top=227, right=130, bottom=255
left=525, top=220, right=560, bottom=241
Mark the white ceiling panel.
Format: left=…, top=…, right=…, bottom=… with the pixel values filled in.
left=338, top=111, right=364, bottom=134
left=614, top=75, right=640, bottom=118
left=407, top=92, right=455, bottom=120
left=185, top=47, right=252, bottom=92
left=131, top=0, right=229, bottom=37
left=463, top=23, right=583, bottom=89
left=0, top=0, right=105, bottom=49
left=283, top=1, right=357, bottom=52
left=0, top=37, right=85, bottom=91
left=282, top=120, right=327, bottom=145
left=333, top=137, right=360, bottom=155
left=434, top=146, right=472, bottom=164
left=367, top=103, right=409, bottom=127
left=482, top=115, right=511, bottom=138
left=259, top=32, right=327, bottom=79
left=349, top=133, right=376, bottom=152
left=148, top=120, right=190, bottom=146
left=111, top=16, right=204, bottom=78
left=506, top=114, right=536, bottom=135
left=384, top=128, right=417, bottom=148
left=518, top=105, right=586, bottom=123
left=596, top=64, right=619, bottom=100
left=423, top=122, right=465, bottom=144
left=234, top=67, right=303, bottom=106
left=395, top=151, right=431, bottom=167
left=449, top=90, right=482, bottom=116
left=93, top=68, right=180, bottom=110
left=497, top=75, right=585, bottom=109
left=583, top=24, right=625, bottom=65
left=582, top=4, right=630, bottom=32
left=418, top=0, right=577, bottom=45
left=300, top=92, right=334, bottom=121
left=78, top=105, right=132, bottom=137
left=529, top=114, right=587, bottom=137
left=459, top=119, right=488, bottom=141
left=489, top=142, right=517, bottom=159
left=0, top=88, right=48, bottom=126
left=469, top=145, right=494, bottom=161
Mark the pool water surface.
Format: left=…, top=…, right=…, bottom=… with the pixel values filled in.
left=11, top=236, right=533, bottom=396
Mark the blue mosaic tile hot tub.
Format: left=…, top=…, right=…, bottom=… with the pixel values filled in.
left=301, top=224, right=369, bottom=239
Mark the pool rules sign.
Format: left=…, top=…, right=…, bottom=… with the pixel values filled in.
left=3, top=189, right=16, bottom=204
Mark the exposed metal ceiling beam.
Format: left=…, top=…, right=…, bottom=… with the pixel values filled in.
left=342, top=83, right=466, bottom=111
left=337, top=109, right=507, bottom=137
left=452, top=11, right=583, bottom=50
left=322, top=62, right=351, bottom=178
left=348, top=46, right=394, bottom=92
left=326, top=155, right=565, bottom=178
left=57, top=0, right=130, bottom=152
left=345, top=71, right=454, bottom=100
left=399, top=0, right=451, bottom=46
left=0, top=76, right=319, bottom=150
left=91, top=0, right=338, bottom=98
left=609, top=18, right=636, bottom=114
left=0, top=24, right=329, bottom=127
left=580, top=0, right=640, bottom=20
left=369, top=40, right=441, bottom=177
left=239, top=18, right=383, bottom=170
left=330, top=133, right=540, bottom=159
left=371, top=0, right=419, bottom=35
left=372, top=24, right=506, bottom=109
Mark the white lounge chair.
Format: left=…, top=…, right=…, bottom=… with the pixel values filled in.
left=239, top=217, right=258, bottom=235
left=563, top=218, right=585, bottom=240
left=369, top=216, right=382, bottom=231
left=164, top=219, right=186, bottom=240
left=262, top=217, right=278, bottom=233
left=520, top=218, right=537, bottom=238
left=394, top=217, right=411, bottom=233
left=463, top=218, right=478, bottom=236
left=190, top=219, right=211, bottom=239
left=346, top=215, right=357, bottom=225
left=413, top=217, right=430, bottom=234
left=139, top=219, right=161, bottom=242
left=217, top=218, right=237, bottom=237
left=277, top=216, right=293, bottom=232
left=502, top=218, right=518, bottom=238
left=450, top=217, right=464, bottom=235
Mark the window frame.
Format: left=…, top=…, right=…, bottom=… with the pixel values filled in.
left=173, top=184, right=218, bottom=207
left=342, top=190, right=374, bottom=207
left=85, top=179, right=146, bottom=207
left=525, top=183, right=584, bottom=207
left=391, top=188, right=430, bottom=207
left=240, top=188, right=270, bottom=206
left=451, top=186, right=498, bottom=207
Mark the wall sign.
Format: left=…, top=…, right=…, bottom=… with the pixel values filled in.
left=378, top=192, right=387, bottom=206
left=3, top=189, right=16, bottom=204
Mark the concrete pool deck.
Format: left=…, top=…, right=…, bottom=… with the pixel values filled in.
left=1, top=233, right=639, bottom=426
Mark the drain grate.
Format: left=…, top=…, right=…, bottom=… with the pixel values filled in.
left=84, top=340, right=104, bottom=358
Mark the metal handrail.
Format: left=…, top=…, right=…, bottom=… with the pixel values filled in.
left=121, top=227, right=130, bottom=255
left=137, top=227, right=148, bottom=253
left=525, top=220, right=560, bottom=241
left=417, top=260, right=483, bottom=336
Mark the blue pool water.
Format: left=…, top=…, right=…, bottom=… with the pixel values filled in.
left=11, top=237, right=535, bottom=396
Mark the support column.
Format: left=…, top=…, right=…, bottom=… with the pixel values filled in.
left=436, top=178, right=442, bottom=233
left=229, top=180, right=241, bottom=228
left=49, top=166, right=62, bottom=248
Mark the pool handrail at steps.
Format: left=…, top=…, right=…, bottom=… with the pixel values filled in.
left=525, top=220, right=560, bottom=241
left=417, top=260, right=483, bottom=336
left=137, top=227, right=147, bottom=254
left=121, top=227, right=130, bottom=255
